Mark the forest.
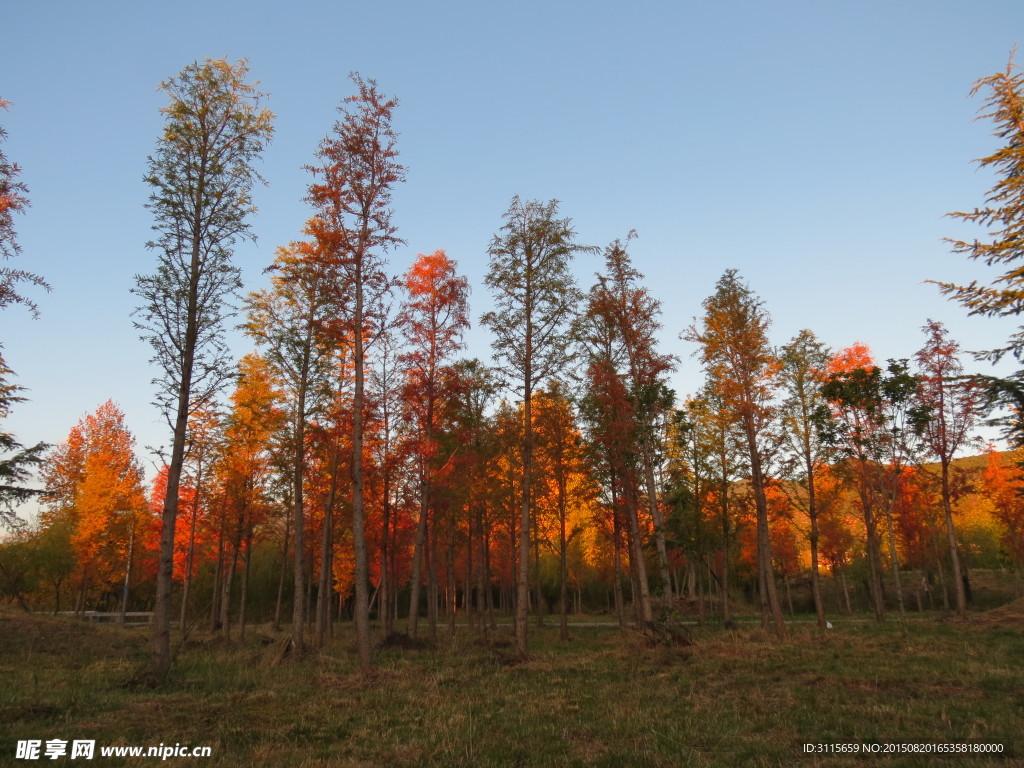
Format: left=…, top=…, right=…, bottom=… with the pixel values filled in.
left=3, top=53, right=1024, bottom=690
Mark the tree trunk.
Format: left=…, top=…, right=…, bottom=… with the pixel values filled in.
left=273, top=511, right=290, bottom=632
left=515, top=385, right=533, bottom=657
left=940, top=459, right=968, bottom=618
left=623, top=482, right=653, bottom=627
left=352, top=270, right=373, bottom=674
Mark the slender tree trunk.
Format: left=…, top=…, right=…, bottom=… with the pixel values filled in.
left=220, top=525, right=241, bottom=641
left=940, top=459, right=968, bottom=618
left=179, top=468, right=202, bottom=639
left=857, top=469, right=886, bottom=622
left=642, top=445, right=672, bottom=599
left=150, top=203, right=211, bottom=679
left=428, top=514, right=439, bottom=639
left=559, top=492, right=569, bottom=642
left=292, top=372, right=310, bottom=653
left=239, top=528, right=253, bottom=641
left=806, top=471, right=826, bottom=629
left=612, top=503, right=626, bottom=629
left=533, top=510, right=544, bottom=627
left=407, top=466, right=429, bottom=639
left=882, top=496, right=907, bottom=621
left=515, top=384, right=533, bottom=657
left=273, top=511, right=290, bottom=632
left=352, top=270, right=373, bottom=674
left=746, top=429, right=784, bottom=638
left=623, top=481, right=653, bottom=627
left=209, top=520, right=224, bottom=631
left=447, top=509, right=458, bottom=638
left=316, top=437, right=342, bottom=647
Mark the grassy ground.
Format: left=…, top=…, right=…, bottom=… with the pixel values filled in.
left=1, top=608, right=1022, bottom=767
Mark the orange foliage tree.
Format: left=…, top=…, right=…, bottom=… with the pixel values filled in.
left=41, top=401, right=149, bottom=613
left=532, top=382, right=599, bottom=640
left=686, top=269, right=785, bottom=637
left=399, top=249, right=469, bottom=639
left=981, top=447, right=1024, bottom=569
left=914, top=319, right=984, bottom=617
left=306, top=74, right=404, bottom=673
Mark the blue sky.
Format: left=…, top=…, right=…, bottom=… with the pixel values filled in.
left=3, top=0, right=1023, bottom=497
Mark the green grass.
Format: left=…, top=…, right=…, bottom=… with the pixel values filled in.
left=1, top=609, right=1022, bottom=767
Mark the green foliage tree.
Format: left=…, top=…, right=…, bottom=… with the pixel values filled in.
left=1, top=99, right=50, bottom=529
left=481, top=196, right=594, bottom=655
left=778, top=329, right=832, bottom=628
left=933, top=49, right=1024, bottom=441
left=819, top=355, right=930, bottom=621
left=133, top=58, right=273, bottom=678
left=0, top=98, right=49, bottom=312
left=1, top=361, right=47, bottom=529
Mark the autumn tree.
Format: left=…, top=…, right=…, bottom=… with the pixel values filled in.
left=665, top=398, right=715, bottom=623
left=482, top=197, right=594, bottom=655
left=587, top=234, right=676, bottom=598
left=683, top=386, right=744, bottom=623
left=247, top=238, right=343, bottom=652
left=400, top=249, right=470, bottom=639
left=532, top=381, right=598, bottom=640
left=175, top=406, right=220, bottom=637
left=367, top=325, right=412, bottom=636
left=447, top=359, right=498, bottom=637
left=685, top=269, right=785, bottom=637
left=817, top=344, right=887, bottom=620
left=981, top=447, right=1024, bottom=569
left=778, top=329, right=832, bottom=627
left=40, top=401, right=148, bottom=613
left=212, top=354, right=285, bottom=639
left=819, top=347, right=929, bottom=620
left=305, top=74, right=404, bottom=673
left=578, top=327, right=652, bottom=627
left=133, top=58, right=273, bottom=678
left=914, top=320, right=984, bottom=617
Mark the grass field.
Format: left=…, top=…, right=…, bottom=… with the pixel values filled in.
left=1, top=607, right=1022, bottom=767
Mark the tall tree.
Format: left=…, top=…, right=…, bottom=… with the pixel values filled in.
left=932, top=50, right=1024, bottom=441
left=820, top=348, right=929, bottom=621
left=934, top=49, right=1024, bottom=364
left=587, top=234, right=676, bottom=599
left=400, top=249, right=469, bottom=638
left=685, top=269, right=785, bottom=637
left=1, top=98, right=50, bottom=528
left=481, top=196, right=594, bottom=656
left=213, top=354, right=285, bottom=639
left=247, top=238, right=342, bottom=653
left=817, top=344, right=888, bottom=621
left=133, top=58, right=273, bottom=677
left=778, top=329, right=832, bottom=628
left=306, top=74, right=404, bottom=674
left=0, top=98, right=49, bottom=313
left=914, top=320, right=984, bottom=617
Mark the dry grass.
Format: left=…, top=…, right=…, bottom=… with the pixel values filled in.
left=1, top=608, right=1022, bottom=766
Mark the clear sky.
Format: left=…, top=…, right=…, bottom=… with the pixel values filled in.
left=3, top=0, right=1023, bottom=504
